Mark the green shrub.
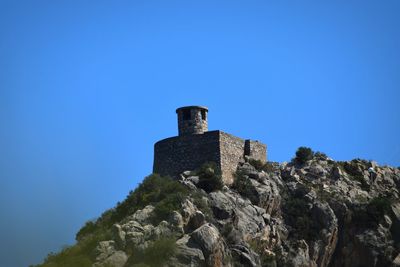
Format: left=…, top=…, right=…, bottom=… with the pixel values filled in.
left=314, top=151, right=328, bottom=160
left=195, top=162, right=224, bottom=193
left=76, top=220, right=96, bottom=241
left=283, top=197, right=318, bottom=241
left=343, top=161, right=360, bottom=177
left=112, top=174, right=189, bottom=223
left=127, top=237, right=177, bottom=267
left=248, top=158, right=265, bottom=171
left=248, top=158, right=275, bottom=173
left=232, top=169, right=258, bottom=204
left=294, top=147, right=314, bottom=165
left=367, top=196, right=392, bottom=222
left=151, top=192, right=187, bottom=224
left=36, top=174, right=187, bottom=266
left=337, top=161, right=369, bottom=190
left=352, top=197, right=392, bottom=227
left=191, top=191, right=214, bottom=222
left=37, top=229, right=111, bottom=267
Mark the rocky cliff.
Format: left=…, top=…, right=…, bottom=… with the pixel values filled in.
left=36, top=150, right=400, bottom=267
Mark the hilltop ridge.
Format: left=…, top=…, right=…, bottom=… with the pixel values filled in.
left=36, top=148, right=400, bottom=267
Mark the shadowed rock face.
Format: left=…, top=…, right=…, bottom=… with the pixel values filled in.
left=38, top=156, right=400, bottom=267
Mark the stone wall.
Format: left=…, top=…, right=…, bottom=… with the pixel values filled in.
left=219, top=132, right=246, bottom=184
left=153, top=131, right=221, bottom=178
left=153, top=130, right=267, bottom=185
left=245, top=140, right=267, bottom=162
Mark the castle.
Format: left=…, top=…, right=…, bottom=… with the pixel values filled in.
left=153, top=106, right=267, bottom=184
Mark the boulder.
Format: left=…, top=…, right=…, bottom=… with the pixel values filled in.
left=187, top=175, right=200, bottom=185
left=230, top=244, right=260, bottom=267
left=93, top=251, right=128, bottom=267
left=154, top=220, right=173, bottom=239
left=169, top=211, right=184, bottom=234
left=129, top=205, right=155, bottom=224
left=331, top=166, right=344, bottom=180
left=191, top=224, right=222, bottom=258
left=209, top=191, right=235, bottom=220
left=93, top=240, right=128, bottom=267
left=393, top=253, right=400, bottom=267
left=170, top=234, right=206, bottom=267
left=181, top=199, right=197, bottom=225
left=111, top=224, right=126, bottom=249
left=188, top=210, right=206, bottom=230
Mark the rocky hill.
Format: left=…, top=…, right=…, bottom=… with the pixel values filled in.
left=36, top=148, right=400, bottom=267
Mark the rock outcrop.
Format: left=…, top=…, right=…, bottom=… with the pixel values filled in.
left=37, top=155, right=400, bottom=267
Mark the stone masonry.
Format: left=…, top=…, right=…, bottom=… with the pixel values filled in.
left=153, top=106, right=267, bottom=184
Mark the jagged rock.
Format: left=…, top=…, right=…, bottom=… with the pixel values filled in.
left=154, top=220, right=173, bottom=239
left=393, top=253, right=400, bottom=266
left=181, top=199, right=197, bottom=225
left=125, top=231, right=144, bottom=248
left=187, top=175, right=200, bottom=185
left=191, top=223, right=222, bottom=258
left=93, top=241, right=128, bottom=267
left=391, top=202, right=400, bottom=242
left=170, top=234, right=206, bottom=267
left=142, top=224, right=154, bottom=240
left=307, top=162, right=329, bottom=178
left=38, top=158, right=400, bottom=267
left=169, top=211, right=184, bottom=234
left=94, top=240, right=116, bottom=261
left=188, top=210, right=206, bottom=230
left=129, top=205, right=154, bottom=224
left=181, top=180, right=198, bottom=190
left=247, top=170, right=261, bottom=180
left=93, top=251, right=128, bottom=267
left=209, top=190, right=266, bottom=238
left=209, top=191, right=234, bottom=219
left=111, top=224, right=126, bottom=249
left=182, top=170, right=192, bottom=177
left=249, top=178, right=281, bottom=215
left=310, top=202, right=338, bottom=267
left=289, top=240, right=311, bottom=267
left=230, top=244, right=260, bottom=267
left=331, top=166, right=344, bottom=180
left=121, top=220, right=144, bottom=233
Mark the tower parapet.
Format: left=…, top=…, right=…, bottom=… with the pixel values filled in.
left=176, top=106, right=208, bottom=136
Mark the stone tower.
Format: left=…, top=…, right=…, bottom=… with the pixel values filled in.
left=154, top=106, right=267, bottom=184
left=176, top=106, right=208, bottom=136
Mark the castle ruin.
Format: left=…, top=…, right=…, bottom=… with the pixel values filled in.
left=153, top=106, right=267, bottom=184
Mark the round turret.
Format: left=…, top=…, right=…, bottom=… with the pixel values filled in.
left=176, top=106, right=208, bottom=136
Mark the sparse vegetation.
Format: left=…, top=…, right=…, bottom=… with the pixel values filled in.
left=367, top=196, right=392, bottom=222
left=283, top=197, right=318, bottom=241
left=34, top=153, right=400, bottom=267
left=126, top=237, right=177, bottom=267
left=76, top=220, right=96, bottom=242
left=37, top=230, right=111, bottom=267
left=248, top=238, right=276, bottom=267
left=336, top=161, right=370, bottom=190
left=314, top=151, right=328, bottom=160
left=191, top=191, right=214, bottom=222
left=352, top=196, right=393, bottom=227
left=37, top=174, right=187, bottom=266
left=195, top=162, right=224, bottom=193
left=232, top=169, right=259, bottom=204
left=294, top=147, right=314, bottom=165
left=248, top=158, right=276, bottom=173
left=112, top=174, right=189, bottom=224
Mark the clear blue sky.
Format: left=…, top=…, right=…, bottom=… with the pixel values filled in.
left=0, top=1, right=399, bottom=266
